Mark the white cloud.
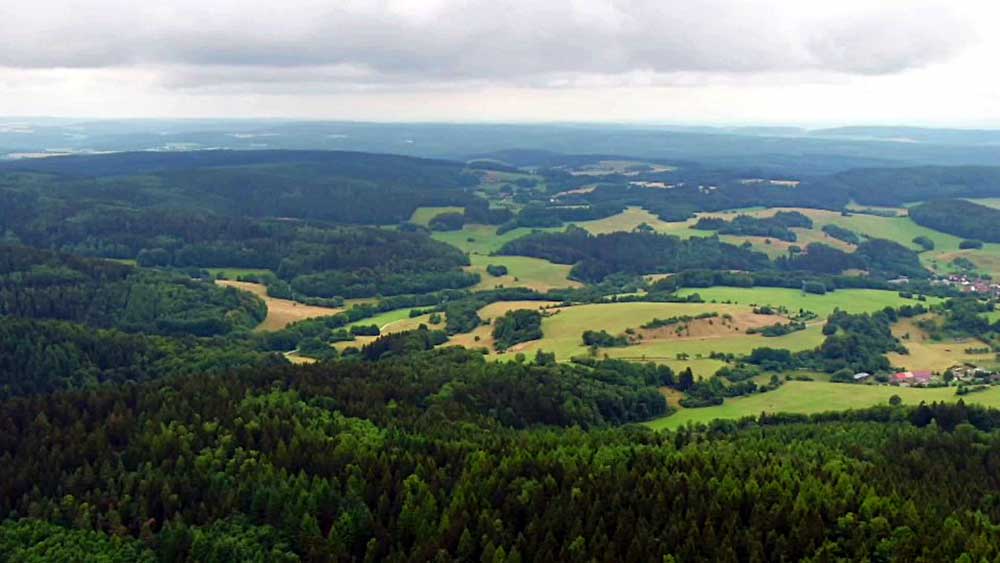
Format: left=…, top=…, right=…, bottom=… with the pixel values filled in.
left=0, top=0, right=996, bottom=123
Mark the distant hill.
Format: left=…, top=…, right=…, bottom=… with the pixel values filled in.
left=7, top=121, right=1000, bottom=174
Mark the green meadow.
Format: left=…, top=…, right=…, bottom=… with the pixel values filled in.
left=465, top=254, right=580, bottom=291
left=646, top=381, right=1000, bottom=430
left=409, top=206, right=465, bottom=226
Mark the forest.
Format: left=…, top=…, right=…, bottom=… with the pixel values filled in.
left=498, top=227, right=771, bottom=282
left=3, top=344, right=1000, bottom=561
left=909, top=199, right=1000, bottom=243
left=0, top=245, right=265, bottom=336
left=499, top=227, right=928, bottom=282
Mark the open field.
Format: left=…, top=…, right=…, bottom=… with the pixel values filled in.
left=576, top=207, right=708, bottom=236
left=409, top=206, right=465, bottom=226
left=676, top=286, right=933, bottom=318
left=448, top=301, right=563, bottom=351
left=206, top=267, right=273, bottom=279
left=431, top=223, right=560, bottom=255
left=450, top=288, right=937, bottom=377
left=216, top=280, right=343, bottom=331
left=646, top=381, right=1000, bottom=430
left=347, top=307, right=425, bottom=330
left=968, top=198, right=1000, bottom=210
left=465, top=255, right=580, bottom=291
left=585, top=205, right=1000, bottom=277
left=887, top=316, right=997, bottom=372
left=335, top=310, right=447, bottom=351
left=487, top=301, right=808, bottom=374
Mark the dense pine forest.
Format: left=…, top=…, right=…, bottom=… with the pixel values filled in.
left=3, top=347, right=1000, bottom=561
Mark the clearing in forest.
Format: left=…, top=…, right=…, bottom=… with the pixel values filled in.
left=216, top=280, right=343, bottom=331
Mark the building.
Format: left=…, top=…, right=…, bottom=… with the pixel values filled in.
left=853, top=372, right=872, bottom=381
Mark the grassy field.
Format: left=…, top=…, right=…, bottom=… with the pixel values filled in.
left=348, top=307, right=425, bottom=330
left=216, top=280, right=343, bottom=331
left=453, top=288, right=937, bottom=376
left=589, top=205, right=1000, bottom=277
left=431, top=224, right=560, bottom=255
left=646, top=381, right=1000, bottom=430
left=484, top=301, right=813, bottom=376
left=206, top=267, right=273, bottom=279
left=676, top=286, right=932, bottom=318
left=968, top=198, right=1000, bottom=210
left=887, top=316, right=997, bottom=372
left=409, top=206, right=465, bottom=227
left=465, top=255, right=580, bottom=291
left=576, top=207, right=710, bottom=236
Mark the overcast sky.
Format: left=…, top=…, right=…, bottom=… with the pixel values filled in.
left=1, top=0, right=998, bottom=126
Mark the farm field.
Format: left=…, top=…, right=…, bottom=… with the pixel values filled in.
left=465, top=254, right=580, bottom=291
left=676, top=286, right=933, bottom=317
left=646, top=381, right=1000, bottom=430
left=336, top=311, right=447, bottom=351
left=887, top=316, right=997, bottom=372
left=455, top=288, right=937, bottom=377
left=484, top=301, right=805, bottom=376
left=206, top=267, right=273, bottom=279
left=216, top=280, right=343, bottom=331
left=409, top=206, right=465, bottom=226
left=575, top=207, right=706, bottom=236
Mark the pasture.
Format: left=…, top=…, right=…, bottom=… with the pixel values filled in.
left=465, top=255, right=580, bottom=291
left=457, top=288, right=934, bottom=377
left=409, top=206, right=465, bottom=226
left=676, top=286, right=931, bottom=318
left=887, top=316, right=997, bottom=372
left=431, top=223, right=560, bottom=255
left=646, top=381, right=1000, bottom=430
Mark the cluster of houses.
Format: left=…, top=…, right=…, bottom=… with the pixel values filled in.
left=938, top=274, right=1000, bottom=298
left=891, top=370, right=934, bottom=386
left=853, top=366, right=999, bottom=387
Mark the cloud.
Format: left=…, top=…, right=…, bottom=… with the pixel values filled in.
left=0, top=0, right=979, bottom=92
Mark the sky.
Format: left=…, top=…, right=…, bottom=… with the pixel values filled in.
left=1, top=0, right=998, bottom=126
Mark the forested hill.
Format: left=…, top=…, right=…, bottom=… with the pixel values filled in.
left=909, top=199, right=1000, bottom=243
left=0, top=149, right=468, bottom=183
left=0, top=245, right=265, bottom=335
left=3, top=346, right=1000, bottom=561
left=0, top=150, right=482, bottom=225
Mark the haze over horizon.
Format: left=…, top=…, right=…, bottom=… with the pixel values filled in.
left=2, top=0, right=999, bottom=126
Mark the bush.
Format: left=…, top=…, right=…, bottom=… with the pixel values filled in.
left=912, top=236, right=935, bottom=251
left=349, top=324, right=380, bottom=337
left=960, top=239, right=984, bottom=250
left=486, top=264, right=509, bottom=277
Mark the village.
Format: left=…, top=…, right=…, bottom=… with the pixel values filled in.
left=937, top=273, right=1000, bottom=298
left=853, top=365, right=1000, bottom=389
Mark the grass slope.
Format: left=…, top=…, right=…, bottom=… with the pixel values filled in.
left=465, top=255, right=580, bottom=291
left=646, top=381, right=1000, bottom=430
left=409, top=206, right=465, bottom=226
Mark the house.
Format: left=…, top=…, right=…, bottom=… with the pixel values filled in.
left=912, top=370, right=934, bottom=385
left=853, top=372, right=872, bottom=381
left=894, top=372, right=914, bottom=385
